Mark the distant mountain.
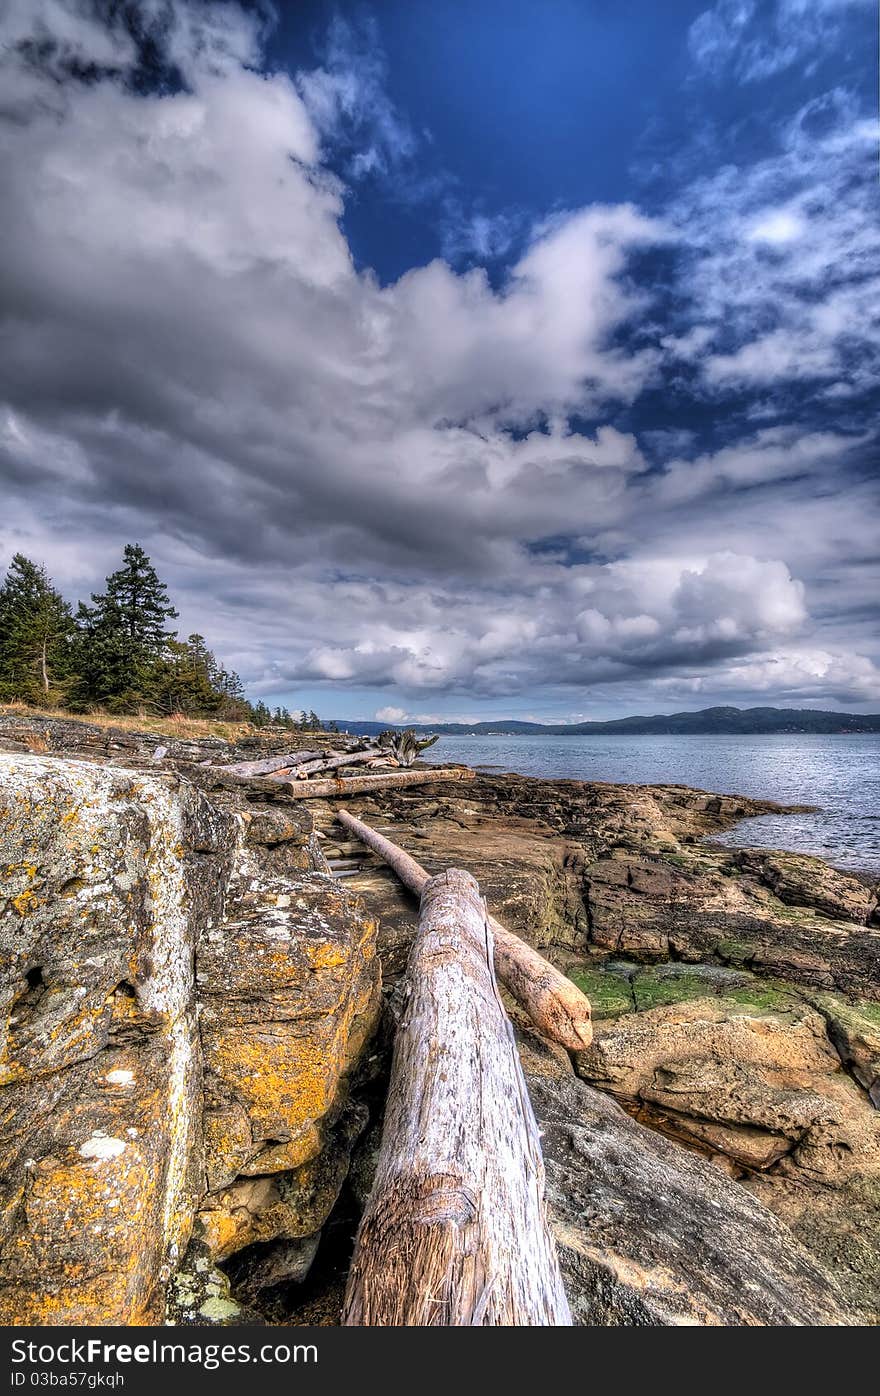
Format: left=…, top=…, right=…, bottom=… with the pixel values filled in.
left=331, top=706, right=880, bottom=737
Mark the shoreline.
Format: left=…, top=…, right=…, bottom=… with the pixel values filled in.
left=1, top=714, right=879, bottom=1324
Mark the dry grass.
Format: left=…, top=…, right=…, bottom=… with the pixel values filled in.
left=0, top=700, right=261, bottom=744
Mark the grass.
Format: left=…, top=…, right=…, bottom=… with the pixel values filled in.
left=0, top=701, right=267, bottom=744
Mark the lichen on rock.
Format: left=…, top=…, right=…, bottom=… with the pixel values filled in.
left=0, top=746, right=380, bottom=1324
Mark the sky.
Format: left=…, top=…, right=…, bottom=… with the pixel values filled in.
left=0, top=0, right=878, bottom=722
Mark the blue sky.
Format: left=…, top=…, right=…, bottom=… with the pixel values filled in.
left=0, top=0, right=878, bottom=720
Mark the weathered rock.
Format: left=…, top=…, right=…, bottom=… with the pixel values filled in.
left=166, top=1239, right=256, bottom=1325
left=573, top=995, right=880, bottom=1320
left=0, top=747, right=381, bottom=1324
left=734, top=849, right=877, bottom=926
left=529, top=1068, right=853, bottom=1325
left=3, top=717, right=877, bottom=1326
left=803, top=990, right=880, bottom=1106
left=0, top=752, right=236, bottom=1323
left=197, top=868, right=378, bottom=1193
left=197, top=1102, right=367, bottom=1261
left=583, top=851, right=880, bottom=1001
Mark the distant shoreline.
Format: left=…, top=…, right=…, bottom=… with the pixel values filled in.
left=333, top=705, right=880, bottom=738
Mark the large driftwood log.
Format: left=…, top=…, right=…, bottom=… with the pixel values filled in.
left=293, top=749, right=389, bottom=778
left=336, top=809, right=592, bottom=1050
left=216, top=749, right=325, bottom=777
left=343, top=869, right=572, bottom=1326
left=272, top=768, right=474, bottom=799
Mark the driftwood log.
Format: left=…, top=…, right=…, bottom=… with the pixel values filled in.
left=336, top=809, right=592, bottom=1050
left=343, top=868, right=572, bottom=1326
left=293, top=749, right=391, bottom=778
left=272, top=768, right=474, bottom=800
left=216, top=749, right=325, bottom=777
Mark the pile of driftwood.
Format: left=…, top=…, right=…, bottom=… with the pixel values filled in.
left=208, top=734, right=471, bottom=800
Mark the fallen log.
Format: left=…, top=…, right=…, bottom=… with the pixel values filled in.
left=343, top=868, right=572, bottom=1327
left=214, top=749, right=325, bottom=777
left=337, top=808, right=592, bottom=1051
left=271, top=767, right=474, bottom=800
left=293, top=748, right=388, bottom=778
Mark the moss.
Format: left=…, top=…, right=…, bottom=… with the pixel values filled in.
left=720, top=981, right=798, bottom=1013
left=567, top=965, right=634, bottom=1018
left=632, top=968, right=723, bottom=1011
left=715, top=938, right=755, bottom=965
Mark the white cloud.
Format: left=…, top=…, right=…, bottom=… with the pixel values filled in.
left=375, top=706, right=408, bottom=722
left=0, top=1, right=876, bottom=717
left=295, top=14, right=416, bottom=178
left=747, top=209, right=804, bottom=244
left=668, top=93, right=880, bottom=393
left=688, top=0, right=873, bottom=83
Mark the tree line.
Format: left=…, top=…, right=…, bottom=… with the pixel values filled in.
left=0, top=545, right=324, bottom=729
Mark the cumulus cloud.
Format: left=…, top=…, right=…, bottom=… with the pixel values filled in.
left=0, top=0, right=877, bottom=717
left=375, top=706, right=408, bottom=723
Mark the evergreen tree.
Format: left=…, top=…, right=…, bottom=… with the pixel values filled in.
left=71, top=544, right=178, bottom=711
left=0, top=554, right=74, bottom=704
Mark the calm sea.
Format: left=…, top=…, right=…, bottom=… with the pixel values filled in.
left=426, top=733, right=880, bottom=876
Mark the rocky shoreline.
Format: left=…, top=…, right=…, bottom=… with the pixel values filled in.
left=1, top=713, right=878, bottom=1325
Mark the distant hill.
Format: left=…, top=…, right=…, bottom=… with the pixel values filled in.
left=331, top=706, right=880, bottom=737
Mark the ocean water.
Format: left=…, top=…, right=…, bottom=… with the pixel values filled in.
left=426, top=733, right=880, bottom=875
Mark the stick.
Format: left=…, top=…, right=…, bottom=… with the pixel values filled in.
left=343, top=869, right=572, bottom=1327
left=336, top=809, right=592, bottom=1051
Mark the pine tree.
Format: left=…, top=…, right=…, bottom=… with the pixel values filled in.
left=0, top=554, right=74, bottom=704
left=71, top=545, right=178, bottom=711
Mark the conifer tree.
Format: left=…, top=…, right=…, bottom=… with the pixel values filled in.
left=0, top=554, right=73, bottom=704
left=71, top=544, right=178, bottom=711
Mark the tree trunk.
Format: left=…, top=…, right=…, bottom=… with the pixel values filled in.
left=272, top=768, right=474, bottom=799
left=41, top=636, right=49, bottom=694
left=336, top=809, right=592, bottom=1051
left=343, top=868, right=572, bottom=1327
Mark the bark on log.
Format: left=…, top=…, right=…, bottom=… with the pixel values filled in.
left=343, top=868, right=572, bottom=1327
left=336, top=809, right=592, bottom=1051
left=215, top=749, right=325, bottom=777
left=271, top=768, right=474, bottom=799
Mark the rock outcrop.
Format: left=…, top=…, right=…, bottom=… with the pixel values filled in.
left=327, top=773, right=879, bottom=1323
left=0, top=748, right=379, bottom=1324
left=525, top=1050, right=851, bottom=1326
left=2, top=717, right=877, bottom=1327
